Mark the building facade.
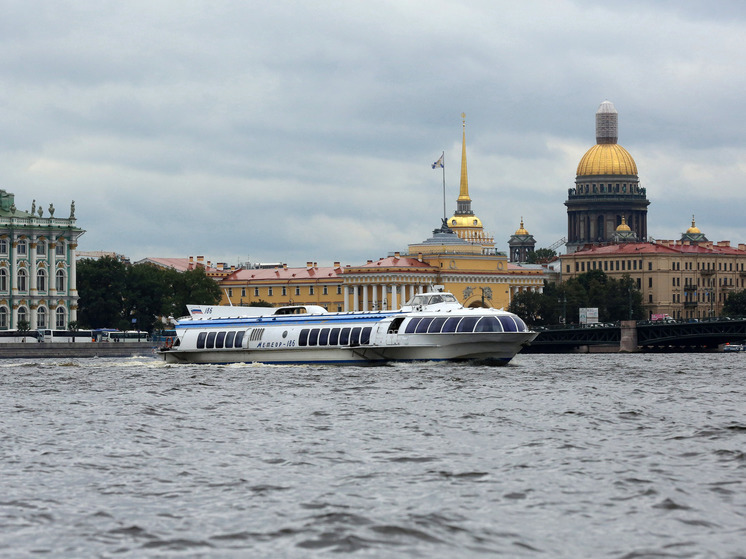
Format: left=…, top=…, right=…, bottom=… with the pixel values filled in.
left=565, top=101, right=649, bottom=253
left=560, top=220, right=746, bottom=319
left=0, top=191, right=84, bottom=330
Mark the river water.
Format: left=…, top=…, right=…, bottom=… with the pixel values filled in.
left=1, top=353, right=744, bottom=558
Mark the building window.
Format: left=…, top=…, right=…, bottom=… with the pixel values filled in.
left=227, top=288, right=233, bottom=297
left=254, top=287, right=259, bottom=297
left=56, top=242, right=65, bottom=256
left=56, top=270, right=65, bottom=293
left=0, top=239, right=7, bottom=255
left=37, top=307, right=47, bottom=329
left=37, top=269, right=46, bottom=292
left=36, top=242, right=45, bottom=256
left=309, top=286, right=315, bottom=295
left=0, top=269, right=7, bottom=292
left=18, top=269, right=27, bottom=292
left=648, top=277, right=653, bottom=288
left=268, top=287, right=273, bottom=296
left=282, top=287, right=287, bottom=296
left=241, top=288, right=246, bottom=297
left=0, top=307, right=6, bottom=329
left=295, top=287, right=301, bottom=296
left=17, top=306, right=27, bottom=326
left=648, top=294, right=653, bottom=303
left=636, top=278, right=641, bottom=289
left=17, top=240, right=27, bottom=256
left=56, top=306, right=66, bottom=329
left=323, top=286, right=328, bottom=295
left=337, top=285, right=342, bottom=295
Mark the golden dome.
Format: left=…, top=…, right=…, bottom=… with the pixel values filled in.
left=616, top=216, right=631, bottom=232
left=577, top=143, right=638, bottom=176
left=449, top=215, right=482, bottom=228
left=686, top=216, right=701, bottom=234
left=515, top=218, right=529, bottom=236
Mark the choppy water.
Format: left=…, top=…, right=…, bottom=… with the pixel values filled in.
left=1, top=353, right=745, bottom=558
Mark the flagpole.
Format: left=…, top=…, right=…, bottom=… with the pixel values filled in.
left=441, top=151, right=446, bottom=224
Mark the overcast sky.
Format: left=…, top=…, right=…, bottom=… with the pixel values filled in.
left=2, top=0, right=745, bottom=267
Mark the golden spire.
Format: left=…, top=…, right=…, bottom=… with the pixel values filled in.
left=458, top=112, right=470, bottom=202
left=515, top=217, right=529, bottom=235
left=687, top=214, right=701, bottom=234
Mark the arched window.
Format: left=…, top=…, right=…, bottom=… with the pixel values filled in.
left=0, top=269, right=7, bottom=292
left=56, top=270, right=66, bottom=293
left=37, top=269, right=47, bottom=293
left=56, top=306, right=66, bottom=329
left=0, top=307, right=7, bottom=329
left=56, top=241, right=65, bottom=256
left=17, top=306, right=27, bottom=326
left=17, top=269, right=27, bottom=292
left=36, top=241, right=46, bottom=256
left=37, top=307, right=47, bottom=329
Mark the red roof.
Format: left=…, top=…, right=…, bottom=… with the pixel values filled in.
left=224, top=266, right=342, bottom=281
left=566, top=242, right=746, bottom=257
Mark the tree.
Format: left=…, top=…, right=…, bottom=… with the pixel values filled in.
left=77, top=256, right=127, bottom=328
left=723, top=290, right=746, bottom=317
left=508, top=271, right=644, bottom=326
left=526, top=248, right=557, bottom=264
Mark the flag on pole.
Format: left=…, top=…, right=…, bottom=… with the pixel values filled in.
left=431, top=154, right=444, bottom=169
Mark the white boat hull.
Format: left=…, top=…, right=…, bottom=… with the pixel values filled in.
left=160, top=292, right=537, bottom=366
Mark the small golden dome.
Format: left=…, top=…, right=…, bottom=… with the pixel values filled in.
left=616, top=216, right=631, bottom=232
left=686, top=215, right=701, bottom=234
left=577, top=143, right=638, bottom=176
left=449, top=215, right=482, bottom=228
left=515, top=218, right=529, bottom=236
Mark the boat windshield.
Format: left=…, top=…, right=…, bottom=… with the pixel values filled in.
left=406, top=293, right=458, bottom=307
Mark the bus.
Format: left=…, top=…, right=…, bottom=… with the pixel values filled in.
left=0, top=330, right=41, bottom=343
left=37, top=329, right=95, bottom=343
left=100, top=330, right=150, bottom=343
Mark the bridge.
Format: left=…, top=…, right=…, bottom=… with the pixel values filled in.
left=524, top=317, right=746, bottom=352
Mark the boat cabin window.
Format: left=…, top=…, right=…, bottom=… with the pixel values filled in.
left=329, top=328, right=340, bottom=345
left=275, top=306, right=308, bottom=315
left=206, top=332, right=216, bottom=349
left=339, top=328, right=350, bottom=345
left=350, top=327, right=361, bottom=346
left=319, top=329, right=330, bottom=345
left=428, top=317, right=448, bottom=333
left=475, top=317, right=502, bottom=332
left=415, top=318, right=433, bottom=333
left=388, top=317, right=405, bottom=334
left=197, top=332, right=207, bottom=349
left=498, top=316, right=519, bottom=332
left=234, top=331, right=245, bottom=348
left=360, top=327, right=371, bottom=344
left=456, top=317, right=479, bottom=333
left=215, top=332, right=226, bottom=349
left=406, top=293, right=458, bottom=307
left=404, top=318, right=421, bottom=334
left=225, top=331, right=235, bottom=347
left=296, top=326, right=374, bottom=348
left=309, top=329, right=320, bottom=346
left=441, top=317, right=461, bottom=332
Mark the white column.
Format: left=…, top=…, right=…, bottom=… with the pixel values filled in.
left=391, top=284, right=397, bottom=309
left=353, top=285, right=359, bottom=311
left=400, top=285, right=406, bottom=306
left=418, top=284, right=424, bottom=294
left=343, top=285, right=349, bottom=312
left=371, top=284, right=378, bottom=311
left=362, top=284, right=368, bottom=311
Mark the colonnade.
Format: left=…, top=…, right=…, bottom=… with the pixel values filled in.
left=343, top=283, right=429, bottom=312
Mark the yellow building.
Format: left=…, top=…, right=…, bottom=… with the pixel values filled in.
left=218, top=114, right=545, bottom=311
left=560, top=219, right=746, bottom=319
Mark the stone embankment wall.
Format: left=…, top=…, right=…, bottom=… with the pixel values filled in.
left=0, top=342, right=157, bottom=359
